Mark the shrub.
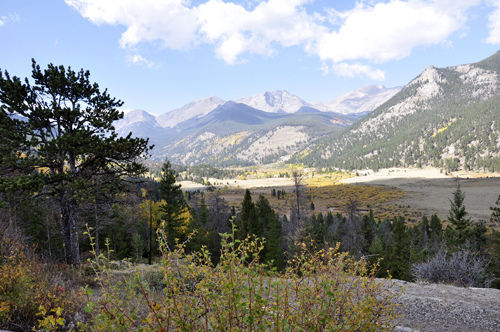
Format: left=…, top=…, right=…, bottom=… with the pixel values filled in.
left=0, top=222, right=85, bottom=331
left=411, top=249, right=492, bottom=287
left=83, top=223, right=402, bottom=331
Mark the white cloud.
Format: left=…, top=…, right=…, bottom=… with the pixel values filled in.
left=126, top=54, right=155, bottom=68
left=0, top=13, right=20, bottom=27
left=485, top=0, right=500, bottom=44
left=331, top=63, right=385, bottom=80
left=65, top=0, right=199, bottom=49
left=65, top=0, right=481, bottom=78
left=316, top=0, right=479, bottom=63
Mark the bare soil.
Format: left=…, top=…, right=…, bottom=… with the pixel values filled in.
left=341, top=168, right=500, bottom=224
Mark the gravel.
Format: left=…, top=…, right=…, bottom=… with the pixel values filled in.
left=386, top=279, right=500, bottom=332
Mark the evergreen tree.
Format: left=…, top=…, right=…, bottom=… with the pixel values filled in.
left=307, top=212, right=326, bottom=248
left=236, top=189, right=260, bottom=240
left=429, top=214, right=443, bottom=237
left=255, top=195, right=283, bottom=269
left=265, top=214, right=284, bottom=271
left=326, top=211, right=334, bottom=226
left=447, top=184, right=471, bottom=247
left=158, top=159, right=187, bottom=245
left=387, top=216, right=411, bottom=280
left=361, top=213, right=376, bottom=253
left=490, top=194, right=500, bottom=223
left=470, top=221, right=488, bottom=254
left=199, top=197, right=208, bottom=225
left=0, top=60, right=151, bottom=264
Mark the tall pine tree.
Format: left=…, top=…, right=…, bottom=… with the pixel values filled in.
left=158, top=158, right=187, bottom=246
left=447, top=184, right=471, bottom=247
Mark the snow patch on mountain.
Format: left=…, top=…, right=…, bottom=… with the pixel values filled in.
left=235, top=90, right=312, bottom=113
left=310, top=85, right=402, bottom=115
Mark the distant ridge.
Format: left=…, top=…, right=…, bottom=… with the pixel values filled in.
left=113, top=84, right=400, bottom=165
left=292, top=51, right=500, bottom=173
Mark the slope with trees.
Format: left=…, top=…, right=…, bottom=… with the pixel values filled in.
left=293, top=51, right=500, bottom=172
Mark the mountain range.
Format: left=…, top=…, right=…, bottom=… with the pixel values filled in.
left=115, top=85, right=401, bottom=165
left=119, top=51, right=500, bottom=172
left=292, top=51, right=500, bottom=173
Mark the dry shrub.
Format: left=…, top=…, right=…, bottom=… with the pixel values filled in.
left=411, top=249, right=492, bottom=288
left=0, top=222, right=85, bottom=332
left=83, top=223, right=402, bottom=331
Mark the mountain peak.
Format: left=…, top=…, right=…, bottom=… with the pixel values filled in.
left=236, top=90, right=309, bottom=113
left=156, top=96, right=225, bottom=128
left=309, top=85, right=402, bottom=115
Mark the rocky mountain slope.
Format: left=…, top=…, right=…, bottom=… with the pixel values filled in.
left=294, top=51, right=500, bottom=172
left=154, top=103, right=353, bottom=166
left=235, top=90, right=314, bottom=113
left=114, top=85, right=399, bottom=165
left=155, top=96, right=224, bottom=128
left=310, top=85, right=402, bottom=116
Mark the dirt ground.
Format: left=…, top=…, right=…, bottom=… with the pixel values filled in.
left=340, top=168, right=500, bottom=223
left=179, top=167, right=500, bottom=226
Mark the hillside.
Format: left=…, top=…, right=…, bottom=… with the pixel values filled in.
left=115, top=85, right=402, bottom=165
left=294, top=51, right=500, bottom=172
left=154, top=102, right=354, bottom=166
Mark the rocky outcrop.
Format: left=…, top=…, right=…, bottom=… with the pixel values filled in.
left=387, top=279, right=500, bottom=332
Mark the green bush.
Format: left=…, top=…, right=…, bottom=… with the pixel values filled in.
left=83, top=223, right=402, bottom=331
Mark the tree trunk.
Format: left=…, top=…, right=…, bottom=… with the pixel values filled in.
left=60, top=198, right=81, bottom=265
left=94, top=203, right=100, bottom=257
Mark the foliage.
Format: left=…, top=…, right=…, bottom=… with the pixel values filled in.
left=159, top=159, right=188, bottom=247
left=447, top=184, right=472, bottom=247
left=490, top=194, right=500, bottom=223
left=83, top=224, right=401, bottom=331
left=0, top=223, right=85, bottom=331
left=0, top=60, right=151, bottom=264
left=236, top=189, right=261, bottom=240
left=411, top=249, right=492, bottom=287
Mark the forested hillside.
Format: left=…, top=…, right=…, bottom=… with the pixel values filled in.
left=156, top=103, right=354, bottom=166
left=294, top=51, right=500, bottom=172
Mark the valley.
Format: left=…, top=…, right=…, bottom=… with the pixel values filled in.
left=177, top=166, right=500, bottom=231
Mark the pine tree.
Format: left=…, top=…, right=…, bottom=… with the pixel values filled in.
left=362, top=213, right=376, bottom=253
left=0, top=60, right=151, bottom=264
left=447, top=184, right=471, bottom=247
left=236, top=189, right=260, bottom=240
left=159, top=158, right=187, bottom=245
left=265, top=214, right=284, bottom=271
left=430, top=214, right=443, bottom=237
left=255, top=195, right=283, bottom=269
left=199, top=197, right=208, bottom=225
left=490, top=194, right=500, bottom=223
left=387, top=216, right=411, bottom=280
left=307, top=212, right=326, bottom=248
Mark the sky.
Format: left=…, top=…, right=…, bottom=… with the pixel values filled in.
left=2, top=0, right=500, bottom=115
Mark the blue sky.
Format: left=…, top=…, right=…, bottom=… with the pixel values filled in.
left=2, top=0, right=500, bottom=114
